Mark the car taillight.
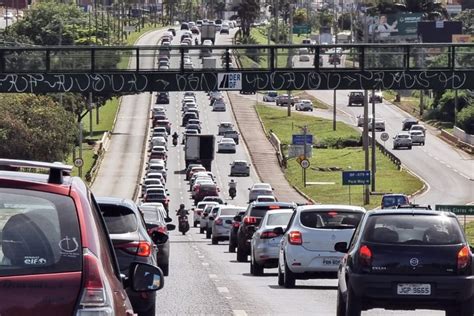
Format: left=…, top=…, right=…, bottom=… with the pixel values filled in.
left=457, top=246, right=471, bottom=270
left=215, top=218, right=223, bottom=225
left=117, top=241, right=152, bottom=257
left=359, top=245, right=372, bottom=267
left=288, top=231, right=302, bottom=245
left=243, top=216, right=257, bottom=225
left=76, top=249, right=113, bottom=315
left=261, top=231, right=278, bottom=239
left=232, top=221, right=240, bottom=228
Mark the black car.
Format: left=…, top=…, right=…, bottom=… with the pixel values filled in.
left=167, top=28, right=176, bottom=36
left=182, top=112, right=198, bottom=126
left=235, top=202, right=297, bottom=262
left=229, top=211, right=246, bottom=253
left=348, top=91, right=364, bottom=106
left=96, top=197, right=159, bottom=316
left=335, top=209, right=473, bottom=316
left=156, top=92, right=169, bottom=104
left=139, top=204, right=175, bottom=276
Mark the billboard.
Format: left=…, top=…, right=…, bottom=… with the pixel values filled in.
left=418, top=21, right=463, bottom=43
left=367, top=13, right=422, bottom=39
left=452, top=34, right=473, bottom=43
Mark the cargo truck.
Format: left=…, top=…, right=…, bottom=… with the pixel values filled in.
left=200, top=24, right=217, bottom=44
left=184, top=134, right=215, bottom=170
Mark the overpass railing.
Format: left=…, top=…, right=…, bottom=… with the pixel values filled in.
left=0, top=43, right=472, bottom=73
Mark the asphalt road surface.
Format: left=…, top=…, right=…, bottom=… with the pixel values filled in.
left=92, top=29, right=449, bottom=315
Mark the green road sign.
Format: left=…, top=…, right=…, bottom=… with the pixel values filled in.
left=435, top=204, right=474, bottom=215
left=293, top=25, right=311, bottom=34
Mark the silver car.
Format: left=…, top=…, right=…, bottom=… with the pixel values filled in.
left=250, top=209, right=294, bottom=275
left=192, top=201, right=217, bottom=228
left=393, top=132, right=413, bottom=150
left=277, top=205, right=366, bottom=288
left=248, top=183, right=274, bottom=202
left=409, top=130, right=425, bottom=145
left=230, top=160, right=250, bottom=176
left=211, top=205, right=246, bottom=244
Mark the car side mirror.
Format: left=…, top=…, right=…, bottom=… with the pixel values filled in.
left=165, top=217, right=172, bottom=223
left=166, top=223, right=176, bottom=231
left=128, top=262, right=164, bottom=292
left=234, top=215, right=242, bottom=222
left=334, top=242, right=348, bottom=253
left=209, top=216, right=215, bottom=221
left=273, top=226, right=284, bottom=235
left=151, top=231, right=169, bottom=244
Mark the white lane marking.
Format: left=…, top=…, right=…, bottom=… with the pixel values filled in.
left=209, top=274, right=217, bottom=278
left=233, top=310, right=248, bottom=316
left=225, top=296, right=233, bottom=300
left=217, top=287, right=229, bottom=293
left=198, top=255, right=205, bottom=258
left=201, top=262, right=209, bottom=266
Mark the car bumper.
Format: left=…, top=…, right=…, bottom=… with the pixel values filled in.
left=213, top=225, right=231, bottom=238
left=348, top=273, right=474, bottom=310
left=254, top=242, right=280, bottom=266
left=285, top=247, right=343, bottom=273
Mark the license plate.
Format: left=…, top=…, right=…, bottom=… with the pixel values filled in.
left=397, top=283, right=431, bottom=296
left=322, top=258, right=340, bottom=265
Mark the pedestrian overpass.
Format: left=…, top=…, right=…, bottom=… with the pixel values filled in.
left=0, top=43, right=472, bottom=93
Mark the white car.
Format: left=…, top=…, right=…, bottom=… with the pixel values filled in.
left=299, top=54, right=311, bottom=62
left=255, top=195, right=277, bottom=203
left=212, top=99, right=226, bottom=111
left=409, top=130, right=425, bottom=145
left=277, top=205, right=366, bottom=288
left=199, top=203, right=219, bottom=233
left=184, top=60, right=193, bottom=69
left=210, top=205, right=246, bottom=244
left=295, top=99, right=313, bottom=111
left=248, top=183, right=273, bottom=202
left=410, top=124, right=426, bottom=136
left=263, top=91, right=278, bottom=102
left=393, top=132, right=413, bottom=149
left=217, top=138, right=236, bottom=153
left=218, top=122, right=234, bottom=135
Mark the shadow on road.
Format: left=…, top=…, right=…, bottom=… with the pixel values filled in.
left=242, top=273, right=278, bottom=277
left=267, top=285, right=337, bottom=290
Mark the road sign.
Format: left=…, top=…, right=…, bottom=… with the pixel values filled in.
left=74, top=158, right=84, bottom=168
left=292, top=134, right=313, bottom=145
left=435, top=205, right=474, bottom=215
left=300, top=159, right=310, bottom=169
left=293, top=24, right=311, bottom=34
left=342, top=170, right=371, bottom=185
left=217, top=73, right=242, bottom=90
left=380, top=132, right=389, bottom=142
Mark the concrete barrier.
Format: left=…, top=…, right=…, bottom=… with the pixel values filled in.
left=440, top=129, right=474, bottom=154
left=453, top=127, right=474, bottom=145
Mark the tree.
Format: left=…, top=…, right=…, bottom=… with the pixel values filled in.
left=293, top=9, right=307, bottom=25
left=215, top=2, right=226, bottom=19
left=0, top=95, right=78, bottom=162
left=453, top=9, right=474, bottom=34
left=237, top=0, right=260, bottom=38
left=457, top=105, right=474, bottom=134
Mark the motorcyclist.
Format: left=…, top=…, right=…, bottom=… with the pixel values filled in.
left=172, top=132, right=179, bottom=145
left=176, top=204, right=189, bottom=217
left=228, top=179, right=237, bottom=198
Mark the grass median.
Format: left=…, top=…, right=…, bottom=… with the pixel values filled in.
left=255, top=104, right=424, bottom=209
left=466, top=221, right=474, bottom=245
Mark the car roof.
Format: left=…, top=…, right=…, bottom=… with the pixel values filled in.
left=296, top=204, right=366, bottom=213
left=250, top=201, right=295, bottom=208
left=366, top=209, right=456, bottom=217
left=95, top=196, right=136, bottom=209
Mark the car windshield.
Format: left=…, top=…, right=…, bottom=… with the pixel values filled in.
left=100, top=204, right=138, bottom=234
left=398, top=134, right=410, bottom=139
left=233, top=161, right=247, bottom=166
left=300, top=209, right=363, bottom=229
left=266, top=211, right=293, bottom=226
left=363, top=214, right=464, bottom=245
left=268, top=92, right=277, bottom=97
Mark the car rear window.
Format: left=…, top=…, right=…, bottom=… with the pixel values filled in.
left=220, top=208, right=244, bottom=216
left=300, top=209, right=363, bottom=229
left=363, top=214, right=464, bottom=245
left=0, top=188, right=82, bottom=276
left=268, top=92, right=277, bottom=97
left=382, top=195, right=408, bottom=208
left=99, top=204, right=138, bottom=234
left=267, top=211, right=293, bottom=226
left=249, top=205, right=285, bottom=218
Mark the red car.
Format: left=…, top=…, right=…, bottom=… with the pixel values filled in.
left=0, top=159, right=164, bottom=315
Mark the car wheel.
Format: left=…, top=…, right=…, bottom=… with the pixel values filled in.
left=200, top=226, right=205, bottom=234
left=348, top=103, right=352, bottom=107
left=160, top=264, right=169, bottom=276
left=206, top=228, right=211, bottom=239
left=336, top=288, right=346, bottom=316
left=283, top=257, right=296, bottom=288
left=277, top=262, right=284, bottom=286
left=236, top=247, right=247, bottom=262
left=408, top=146, right=412, bottom=149
left=212, top=237, right=218, bottom=245
left=250, top=252, right=264, bottom=276
left=345, top=284, right=362, bottom=316
left=193, top=221, right=198, bottom=228
left=228, top=242, right=236, bottom=253
left=139, top=296, right=157, bottom=316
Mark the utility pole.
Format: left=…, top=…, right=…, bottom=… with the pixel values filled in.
left=362, top=10, right=370, bottom=205
left=371, top=87, right=376, bottom=192
left=332, top=0, right=338, bottom=131
left=287, top=3, right=294, bottom=117
left=303, top=125, right=308, bottom=187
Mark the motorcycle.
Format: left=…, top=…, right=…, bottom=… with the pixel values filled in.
left=172, top=136, right=178, bottom=146
left=178, top=215, right=190, bottom=235
left=229, top=187, right=236, bottom=200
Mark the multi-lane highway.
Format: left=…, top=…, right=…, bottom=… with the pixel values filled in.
left=90, top=27, right=453, bottom=315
